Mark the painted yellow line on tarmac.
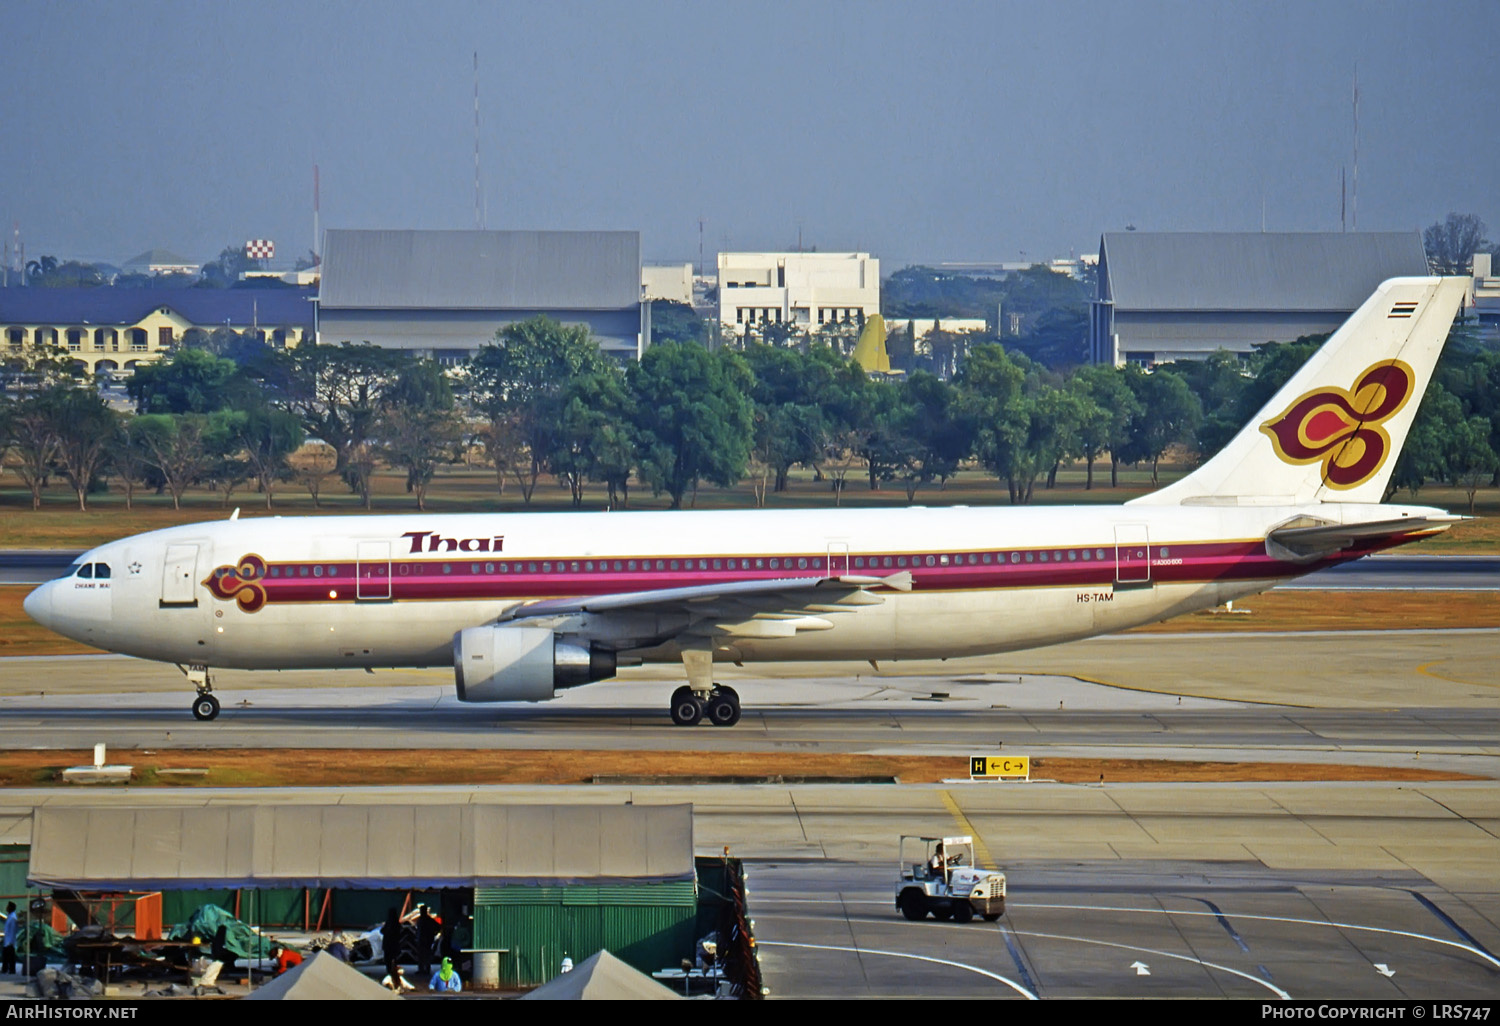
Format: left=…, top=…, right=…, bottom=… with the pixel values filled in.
left=940, top=790, right=996, bottom=871
left=1416, top=661, right=1497, bottom=689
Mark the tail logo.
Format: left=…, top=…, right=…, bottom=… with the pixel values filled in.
left=204, top=554, right=268, bottom=612
left=1259, top=360, right=1415, bottom=490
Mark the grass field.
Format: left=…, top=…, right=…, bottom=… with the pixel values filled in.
left=0, top=749, right=1477, bottom=788
left=2, top=459, right=1496, bottom=551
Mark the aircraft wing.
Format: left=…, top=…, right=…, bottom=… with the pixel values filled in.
left=1266, top=515, right=1462, bottom=559
left=498, top=571, right=913, bottom=649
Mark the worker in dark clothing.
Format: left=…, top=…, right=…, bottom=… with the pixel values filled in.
left=381, top=908, right=401, bottom=983
left=415, top=906, right=438, bottom=980
left=209, top=925, right=238, bottom=974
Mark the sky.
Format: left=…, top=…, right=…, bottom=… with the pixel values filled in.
left=3, top=0, right=1496, bottom=271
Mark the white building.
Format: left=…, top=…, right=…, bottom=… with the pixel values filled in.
left=642, top=263, right=693, bottom=305
left=718, top=252, right=879, bottom=336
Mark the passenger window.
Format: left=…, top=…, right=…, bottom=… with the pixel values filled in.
left=797, top=558, right=807, bottom=569
left=443, top=564, right=452, bottom=574
left=314, top=565, right=325, bottom=578
left=299, top=566, right=309, bottom=577
left=570, top=562, right=579, bottom=573
left=1082, top=550, right=1091, bottom=561
left=925, top=556, right=936, bottom=567
left=982, top=553, right=992, bottom=565
left=656, top=560, right=666, bottom=571
left=669, top=560, right=679, bottom=571
left=897, top=557, right=908, bottom=568
left=712, top=559, right=722, bottom=570
left=1039, top=552, right=1048, bottom=562
left=1160, top=547, right=1170, bottom=558
left=1024, top=552, right=1034, bottom=563
left=1097, top=549, right=1108, bottom=560
left=542, top=562, right=552, bottom=572
left=1068, top=551, right=1077, bottom=561
left=883, top=557, right=893, bottom=568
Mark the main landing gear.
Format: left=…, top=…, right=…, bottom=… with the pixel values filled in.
left=669, top=684, right=740, bottom=727
left=182, top=664, right=220, bottom=721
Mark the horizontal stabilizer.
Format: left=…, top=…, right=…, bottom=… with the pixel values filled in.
left=1266, top=515, right=1462, bottom=560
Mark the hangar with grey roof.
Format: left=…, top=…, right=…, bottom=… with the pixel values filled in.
left=318, top=229, right=646, bottom=362
left=1088, top=231, right=1431, bottom=365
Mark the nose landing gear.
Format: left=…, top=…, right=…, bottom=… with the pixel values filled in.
left=182, top=664, right=221, bottom=721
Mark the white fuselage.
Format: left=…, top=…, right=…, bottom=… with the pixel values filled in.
left=24, top=501, right=1440, bottom=675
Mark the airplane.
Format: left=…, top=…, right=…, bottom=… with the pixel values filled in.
left=24, top=277, right=1469, bottom=726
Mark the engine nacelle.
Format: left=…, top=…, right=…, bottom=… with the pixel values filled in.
left=453, top=626, right=616, bottom=703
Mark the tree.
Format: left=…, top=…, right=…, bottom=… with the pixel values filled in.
left=108, top=418, right=156, bottom=510
left=628, top=342, right=754, bottom=509
left=550, top=369, right=633, bottom=507
left=1117, top=365, right=1202, bottom=484
left=955, top=344, right=1031, bottom=503
left=128, top=347, right=253, bottom=414
left=650, top=301, right=710, bottom=346
left=2, top=394, right=58, bottom=509
left=48, top=387, right=118, bottom=510
left=238, top=405, right=306, bottom=509
left=467, top=317, right=611, bottom=504
left=134, top=414, right=216, bottom=510
left=378, top=404, right=463, bottom=510
left=291, top=442, right=338, bottom=508
left=1067, top=364, right=1139, bottom=488
left=1159, top=349, right=1249, bottom=456
left=1424, top=213, right=1491, bottom=275
left=271, top=342, right=410, bottom=484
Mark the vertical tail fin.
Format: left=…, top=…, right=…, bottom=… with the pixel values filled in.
left=1131, top=277, right=1468, bottom=507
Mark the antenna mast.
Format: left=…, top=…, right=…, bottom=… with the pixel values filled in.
left=1351, top=66, right=1359, bottom=231
left=474, top=51, right=484, bottom=230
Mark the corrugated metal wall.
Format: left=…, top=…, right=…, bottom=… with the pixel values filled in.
left=474, top=881, right=697, bottom=986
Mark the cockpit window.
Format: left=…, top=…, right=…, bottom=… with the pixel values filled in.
left=94, top=563, right=111, bottom=579
left=58, top=562, right=84, bottom=580
left=77, top=563, right=94, bottom=580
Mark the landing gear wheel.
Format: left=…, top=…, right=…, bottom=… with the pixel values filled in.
left=670, top=685, right=694, bottom=709
left=669, top=693, right=704, bottom=726
left=192, top=694, right=220, bottom=721
left=705, top=688, right=741, bottom=727
left=951, top=902, right=974, bottom=924
left=899, top=892, right=927, bottom=921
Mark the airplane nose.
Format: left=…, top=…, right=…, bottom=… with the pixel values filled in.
left=23, top=583, right=53, bottom=628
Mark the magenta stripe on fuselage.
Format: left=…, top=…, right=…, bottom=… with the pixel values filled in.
left=241, top=535, right=1413, bottom=607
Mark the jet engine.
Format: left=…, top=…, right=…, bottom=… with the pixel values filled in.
left=453, top=625, right=617, bottom=702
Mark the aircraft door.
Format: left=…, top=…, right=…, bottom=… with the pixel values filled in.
left=160, top=544, right=200, bottom=607
left=356, top=541, right=392, bottom=600
left=1114, top=524, right=1151, bottom=585
left=826, top=542, right=850, bottom=576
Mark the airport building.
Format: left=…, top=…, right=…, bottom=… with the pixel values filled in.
left=643, top=263, right=693, bottom=305
left=0, top=286, right=316, bottom=377
left=717, top=252, right=880, bottom=337
left=1088, top=231, right=1430, bottom=366
left=1470, top=252, right=1500, bottom=343
left=318, top=229, right=647, bottom=363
